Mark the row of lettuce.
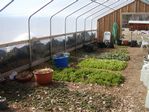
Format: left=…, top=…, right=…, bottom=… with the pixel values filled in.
left=53, top=48, right=129, bottom=86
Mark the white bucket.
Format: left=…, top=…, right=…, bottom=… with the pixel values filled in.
left=145, top=90, right=149, bottom=108
left=140, top=64, right=149, bottom=88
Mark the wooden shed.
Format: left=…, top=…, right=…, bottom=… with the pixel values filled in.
left=97, top=0, right=149, bottom=42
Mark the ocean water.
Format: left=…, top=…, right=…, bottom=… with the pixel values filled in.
left=0, top=16, right=95, bottom=44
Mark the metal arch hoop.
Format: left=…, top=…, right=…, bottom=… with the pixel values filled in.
left=64, top=1, right=93, bottom=51
left=91, top=0, right=130, bottom=32
left=75, top=1, right=107, bottom=34
left=49, top=0, right=78, bottom=57
left=75, top=0, right=115, bottom=39
left=75, top=0, right=111, bottom=51
left=0, top=0, right=14, bottom=12
left=91, top=0, right=115, bottom=11
left=28, top=0, right=54, bottom=68
left=83, top=0, right=110, bottom=33
left=84, top=0, right=121, bottom=32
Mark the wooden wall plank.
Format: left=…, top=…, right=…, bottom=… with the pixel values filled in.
left=104, top=15, right=110, bottom=31
left=139, top=1, right=145, bottom=12
left=146, top=4, right=149, bottom=11
left=128, top=2, right=135, bottom=12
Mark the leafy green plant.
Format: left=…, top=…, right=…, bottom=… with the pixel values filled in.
left=78, top=58, right=127, bottom=71
left=54, top=68, right=124, bottom=86
left=98, top=48, right=130, bottom=61
left=98, top=52, right=130, bottom=61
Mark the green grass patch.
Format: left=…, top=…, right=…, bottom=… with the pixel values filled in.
left=54, top=68, right=124, bottom=86
left=78, top=58, right=127, bottom=71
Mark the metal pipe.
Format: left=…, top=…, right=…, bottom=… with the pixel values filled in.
left=91, top=0, right=115, bottom=11
left=90, top=0, right=117, bottom=33
left=28, top=0, right=54, bottom=68
left=49, top=0, right=78, bottom=56
left=83, top=0, right=109, bottom=41
left=0, top=0, right=14, bottom=12
left=75, top=0, right=109, bottom=46
left=64, top=1, right=93, bottom=51
left=84, top=0, right=120, bottom=32
left=75, top=2, right=97, bottom=55
left=91, top=0, right=129, bottom=32
left=84, top=0, right=109, bottom=31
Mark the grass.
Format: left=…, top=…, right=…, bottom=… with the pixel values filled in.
left=54, top=68, right=124, bottom=86
left=78, top=58, right=127, bottom=71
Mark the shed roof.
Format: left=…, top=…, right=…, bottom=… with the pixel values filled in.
left=129, top=20, right=149, bottom=24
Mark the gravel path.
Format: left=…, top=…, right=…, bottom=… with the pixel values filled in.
left=118, top=47, right=147, bottom=112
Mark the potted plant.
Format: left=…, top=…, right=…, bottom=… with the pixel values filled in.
left=33, top=68, right=53, bottom=85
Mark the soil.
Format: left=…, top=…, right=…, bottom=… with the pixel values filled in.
left=0, top=47, right=148, bottom=112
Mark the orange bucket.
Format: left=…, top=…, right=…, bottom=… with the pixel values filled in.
left=33, top=68, right=53, bottom=85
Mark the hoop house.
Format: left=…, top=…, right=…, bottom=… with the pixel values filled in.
left=0, top=0, right=134, bottom=75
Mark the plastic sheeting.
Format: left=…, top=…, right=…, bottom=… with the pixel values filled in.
left=140, top=63, right=149, bottom=108
left=0, top=0, right=134, bottom=44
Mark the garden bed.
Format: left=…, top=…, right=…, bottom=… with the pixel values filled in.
left=71, top=46, right=130, bottom=61
left=54, top=68, right=124, bottom=86
left=0, top=46, right=146, bottom=112
left=0, top=81, right=121, bottom=112
left=78, top=58, right=127, bottom=71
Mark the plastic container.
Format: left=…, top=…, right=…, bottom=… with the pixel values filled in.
left=33, top=68, right=53, bottom=85
left=53, top=55, right=68, bottom=68
left=63, top=52, right=70, bottom=57
left=122, top=39, right=129, bottom=46
left=140, top=64, right=149, bottom=88
left=145, top=90, right=149, bottom=108
left=130, top=40, right=138, bottom=47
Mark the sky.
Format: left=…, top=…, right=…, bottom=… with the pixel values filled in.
left=0, top=0, right=134, bottom=44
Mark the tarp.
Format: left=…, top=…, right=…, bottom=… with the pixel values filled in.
left=112, top=22, right=118, bottom=44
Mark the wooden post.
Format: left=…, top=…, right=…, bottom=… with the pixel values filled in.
left=108, top=15, right=110, bottom=31
left=97, top=20, right=100, bottom=41
left=120, top=9, right=122, bottom=37
left=127, top=5, right=129, bottom=12
left=134, top=0, right=138, bottom=12
left=144, top=4, right=146, bottom=12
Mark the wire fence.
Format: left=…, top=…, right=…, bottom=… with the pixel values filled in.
left=0, top=30, right=97, bottom=76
